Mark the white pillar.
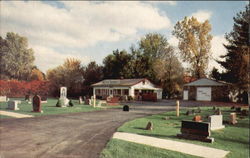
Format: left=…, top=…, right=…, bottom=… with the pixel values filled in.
left=93, top=87, right=96, bottom=96
left=93, top=95, right=96, bottom=107
left=129, top=87, right=134, bottom=97
left=176, top=100, right=180, bottom=117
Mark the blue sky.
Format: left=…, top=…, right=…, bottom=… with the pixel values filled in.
left=0, top=1, right=248, bottom=73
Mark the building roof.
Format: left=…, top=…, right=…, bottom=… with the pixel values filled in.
left=91, top=78, right=152, bottom=87
left=184, top=78, right=226, bottom=86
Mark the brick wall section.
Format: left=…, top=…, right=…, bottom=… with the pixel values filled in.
left=184, top=86, right=196, bottom=100
left=212, top=86, right=230, bottom=102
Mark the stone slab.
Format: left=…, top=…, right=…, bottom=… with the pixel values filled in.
left=0, top=110, right=33, bottom=118
left=113, top=132, right=229, bottom=158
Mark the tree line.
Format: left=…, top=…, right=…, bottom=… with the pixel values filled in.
left=0, top=5, right=248, bottom=101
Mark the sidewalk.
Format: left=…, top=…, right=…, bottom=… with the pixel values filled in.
left=113, top=132, right=229, bottom=158
left=0, top=110, right=33, bottom=118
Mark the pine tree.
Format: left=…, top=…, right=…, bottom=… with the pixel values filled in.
left=211, top=5, right=249, bottom=103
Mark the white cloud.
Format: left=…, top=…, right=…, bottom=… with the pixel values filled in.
left=0, top=1, right=171, bottom=72
left=168, top=36, right=179, bottom=48
left=146, top=1, right=177, bottom=6
left=191, top=10, right=212, bottom=22
left=209, top=35, right=228, bottom=72
left=33, top=45, right=92, bottom=73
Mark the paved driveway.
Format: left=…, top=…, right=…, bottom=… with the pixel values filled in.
left=0, top=103, right=176, bottom=158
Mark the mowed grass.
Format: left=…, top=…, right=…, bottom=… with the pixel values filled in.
left=100, top=139, right=199, bottom=158
left=0, top=98, right=103, bottom=116
left=101, top=107, right=249, bottom=158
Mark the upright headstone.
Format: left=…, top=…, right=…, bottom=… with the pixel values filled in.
left=209, top=115, right=225, bottom=130
left=79, top=96, right=83, bottom=104
left=193, top=115, right=202, bottom=122
left=59, top=87, right=68, bottom=107
left=145, top=121, right=153, bottom=130
left=214, top=108, right=222, bottom=115
left=196, top=107, right=201, bottom=113
left=123, top=105, right=129, bottom=111
left=185, top=110, right=191, bottom=116
left=0, top=96, right=7, bottom=102
left=176, top=100, right=180, bottom=117
left=177, top=121, right=214, bottom=143
left=235, top=107, right=241, bottom=113
left=41, top=96, right=48, bottom=103
left=8, top=101, right=19, bottom=110
left=33, top=95, right=42, bottom=112
left=230, top=113, right=237, bottom=125
left=25, top=95, right=30, bottom=101
left=241, top=109, right=248, bottom=116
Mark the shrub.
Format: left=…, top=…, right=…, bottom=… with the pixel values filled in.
left=56, top=99, right=62, bottom=107
left=0, top=80, right=51, bottom=97
left=69, top=100, right=74, bottom=107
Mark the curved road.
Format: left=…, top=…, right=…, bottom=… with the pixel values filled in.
left=0, top=102, right=176, bottom=158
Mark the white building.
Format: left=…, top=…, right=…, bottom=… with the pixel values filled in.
left=91, top=78, right=162, bottom=100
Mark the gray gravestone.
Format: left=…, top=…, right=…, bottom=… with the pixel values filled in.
left=209, top=115, right=225, bottom=130
left=8, top=101, right=19, bottom=110
left=177, top=120, right=214, bottom=143
left=145, top=121, right=153, bottom=130
left=230, top=113, right=237, bottom=125
left=33, top=95, right=42, bottom=112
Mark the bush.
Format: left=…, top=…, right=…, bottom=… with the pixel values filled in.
left=69, top=100, right=74, bottom=107
left=0, top=80, right=51, bottom=97
left=128, top=96, right=133, bottom=101
left=56, top=99, right=62, bottom=107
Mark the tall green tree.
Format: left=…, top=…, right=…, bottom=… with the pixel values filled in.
left=83, top=61, right=103, bottom=95
left=0, top=32, right=35, bottom=80
left=103, top=49, right=132, bottom=79
left=173, top=17, right=213, bottom=78
left=211, top=5, right=249, bottom=103
left=152, top=46, right=184, bottom=98
left=47, top=58, right=84, bottom=97
left=137, top=33, right=173, bottom=83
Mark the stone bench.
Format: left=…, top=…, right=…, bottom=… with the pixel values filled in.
left=177, top=120, right=214, bottom=143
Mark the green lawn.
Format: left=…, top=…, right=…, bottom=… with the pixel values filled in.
left=100, top=139, right=199, bottom=158
left=0, top=98, right=103, bottom=116
left=101, top=107, right=249, bottom=158
left=0, top=114, right=13, bottom=118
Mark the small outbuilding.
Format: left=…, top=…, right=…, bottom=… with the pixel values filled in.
left=91, top=78, right=162, bottom=100
left=183, top=78, right=229, bottom=101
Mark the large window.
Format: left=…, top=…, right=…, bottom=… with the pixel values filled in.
left=124, top=89, right=129, bottom=95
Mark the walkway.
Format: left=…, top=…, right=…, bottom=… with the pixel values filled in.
left=113, top=132, right=229, bottom=158
left=0, top=110, right=33, bottom=118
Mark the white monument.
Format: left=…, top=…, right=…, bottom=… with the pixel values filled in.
left=209, top=115, right=225, bottom=130
left=59, top=87, right=69, bottom=107
left=8, top=101, right=20, bottom=110
left=0, top=96, right=7, bottom=102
